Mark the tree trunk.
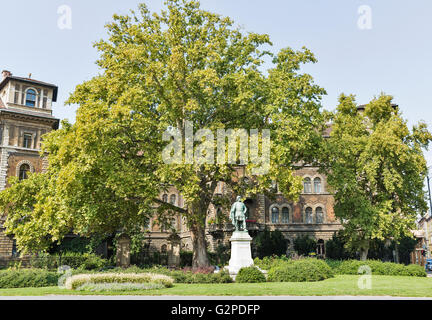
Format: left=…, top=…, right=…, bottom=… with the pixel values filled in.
left=359, top=246, right=369, bottom=261
left=190, top=221, right=210, bottom=268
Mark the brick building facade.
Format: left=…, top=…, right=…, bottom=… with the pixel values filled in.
left=147, top=166, right=342, bottom=259
left=0, top=70, right=59, bottom=263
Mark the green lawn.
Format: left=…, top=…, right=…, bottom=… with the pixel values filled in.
left=0, top=275, right=431, bottom=297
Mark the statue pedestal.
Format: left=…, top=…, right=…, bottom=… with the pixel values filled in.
left=225, top=231, right=254, bottom=278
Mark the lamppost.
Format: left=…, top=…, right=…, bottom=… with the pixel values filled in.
left=427, top=166, right=432, bottom=218
left=425, top=166, right=432, bottom=260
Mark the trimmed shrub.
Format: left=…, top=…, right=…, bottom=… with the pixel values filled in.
left=236, top=267, right=266, bottom=283
left=268, top=258, right=334, bottom=282
left=73, top=266, right=233, bottom=284
left=334, top=260, right=426, bottom=277
left=76, top=282, right=165, bottom=291
left=173, top=269, right=233, bottom=284
left=325, top=259, right=343, bottom=270
left=405, top=264, right=427, bottom=277
left=254, top=256, right=291, bottom=271
left=65, top=272, right=174, bottom=290
left=30, top=252, right=108, bottom=270
left=0, top=269, right=60, bottom=288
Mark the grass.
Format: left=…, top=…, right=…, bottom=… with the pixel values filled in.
left=0, top=275, right=431, bottom=297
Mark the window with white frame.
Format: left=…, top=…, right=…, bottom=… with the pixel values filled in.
left=282, top=207, right=289, bottom=224
left=170, top=194, right=176, bottom=205
left=314, top=177, right=322, bottom=193
left=316, top=207, right=324, bottom=223
left=304, top=178, right=312, bottom=193
left=271, top=207, right=279, bottom=224
left=18, top=164, right=31, bottom=180
left=305, top=207, right=313, bottom=224
left=23, top=133, right=32, bottom=149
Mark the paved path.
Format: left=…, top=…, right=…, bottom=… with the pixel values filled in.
left=1, top=295, right=432, bottom=300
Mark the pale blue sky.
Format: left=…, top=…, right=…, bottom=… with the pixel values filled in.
left=0, top=0, right=431, bottom=168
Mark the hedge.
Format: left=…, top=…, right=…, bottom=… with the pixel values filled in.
left=0, top=269, right=60, bottom=288
left=268, top=258, right=334, bottom=282
left=65, top=273, right=174, bottom=290
left=30, top=252, right=109, bottom=270
left=75, top=266, right=233, bottom=284
left=253, top=256, right=292, bottom=271
left=333, top=260, right=426, bottom=277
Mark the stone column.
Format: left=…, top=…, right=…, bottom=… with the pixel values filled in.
left=116, top=235, right=131, bottom=268
left=168, top=233, right=181, bottom=267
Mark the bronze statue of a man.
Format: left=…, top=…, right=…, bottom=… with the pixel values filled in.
left=230, top=196, right=248, bottom=232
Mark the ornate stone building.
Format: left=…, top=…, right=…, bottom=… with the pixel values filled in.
left=0, top=70, right=59, bottom=262
left=148, top=166, right=342, bottom=259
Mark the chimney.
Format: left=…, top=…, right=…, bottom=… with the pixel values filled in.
left=1, top=70, right=11, bottom=81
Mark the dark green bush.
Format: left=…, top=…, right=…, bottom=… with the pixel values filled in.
left=253, top=229, right=287, bottom=258
left=334, top=260, right=426, bottom=277
left=0, top=269, right=60, bottom=288
left=236, top=267, right=266, bottom=283
left=180, top=251, right=193, bottom=267
left=268, top=258, right=333, bottom=282
left=293, top=236, right=317, bottom=256
left=325, top=232, right=354, bottom=260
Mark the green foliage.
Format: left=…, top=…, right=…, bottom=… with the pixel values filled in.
left=208, top=244, right=230, bottom=267
left=325, top=232, right=354, bottom=260
left=30, top=253, right=109, bottom=270
left=267, top=258, right=333, bottom=282
left=322, top=94, right=432, bottom=259
left=236, top=267, right=266, bottom=283
left=397, top=236, right=418, bottom=265
left=405, top=264, right=427, bottom=277
left=180, top=251, right=193, bottom=267
left=293, top=236, right=317, bottom=256
left=253, top=255, right=291, bottom=270
left=253, top=229, right=288, bottom=258
left=96, top=265, right=233, bottom=284
left=75, top=282, right=165, bottom=291
left=0, top=269, right=60, bottom=288
left=0, top=0, right=326, bottom=268
left=334, top=260, right=426, bottom=277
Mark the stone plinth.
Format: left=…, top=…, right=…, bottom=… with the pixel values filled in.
left=225, top=231, right=254, bottom=277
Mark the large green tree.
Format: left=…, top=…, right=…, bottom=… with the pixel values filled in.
left=0, top=0, right=326, bottom=267
left=322, top=94, right=432, bottom=260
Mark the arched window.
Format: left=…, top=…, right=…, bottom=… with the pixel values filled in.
left=25, top=89, right=36, bottom=107
left=161, top=244, right=167, bottom=253
left=170, top=194, right=176, bottom=205
left=305, top=207, right=313, bottom=224
left=316, top=207, right=324, bottom=223
left=314, top=177, right=322, bottom=193
left=304, top=178, right=312, bottom=193
left=19, top=164, right=31, bottom=180
left=282, top=207, right=289, bottom=224
left=162, top=194, right=168, bottom=202
left=271, top=207, right=279, bottom=224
